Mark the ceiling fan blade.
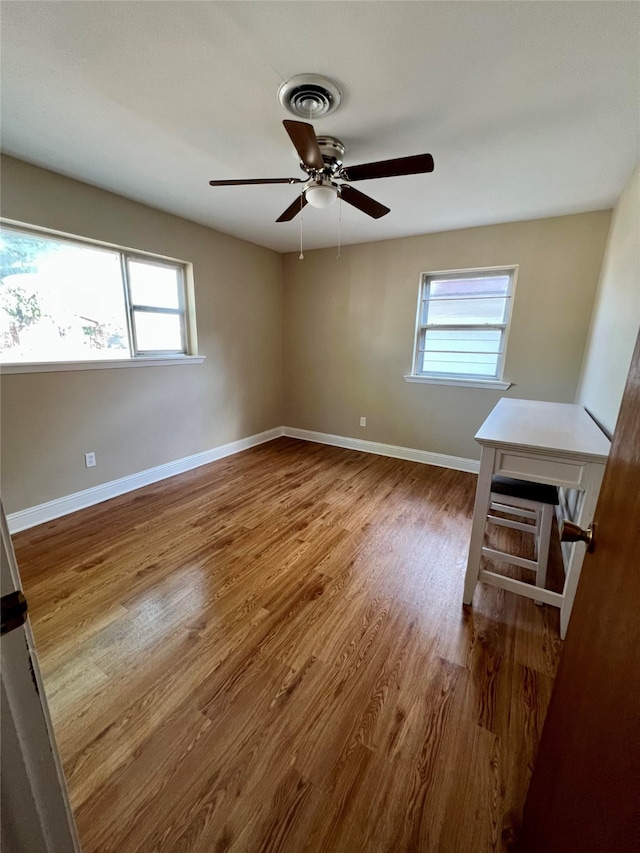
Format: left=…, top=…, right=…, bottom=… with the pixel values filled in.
left=209, top=177, right=303, bottom=186
left=276, top=193, right=308, bottom=223
left=340, top=153, right=434, bottom=182
left=339, top=185, right=390, bottom=219
left=283, top=120, right=325, bottom=171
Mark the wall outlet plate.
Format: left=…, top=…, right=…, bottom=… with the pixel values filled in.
left=360, top=417, right=367, bottom=427
left=85, top=452, right=96, bottom=468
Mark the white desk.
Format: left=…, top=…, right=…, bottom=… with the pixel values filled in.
left=463, top=398, right=610, bottom=638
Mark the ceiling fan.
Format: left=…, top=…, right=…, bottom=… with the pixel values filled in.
left=209, top=120, right=435, bottom=223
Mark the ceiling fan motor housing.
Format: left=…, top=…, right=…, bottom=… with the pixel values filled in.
left=315, top=136, right=345, bottom=174
left=278, top=74, right=342, bottom=119
left=297, top=135, right=346, bottom=178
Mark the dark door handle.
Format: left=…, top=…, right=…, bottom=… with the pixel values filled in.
left=560, top=520, right=596, bottom=552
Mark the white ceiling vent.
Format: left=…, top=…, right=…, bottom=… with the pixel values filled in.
left=278, top=74, right=342, bottom=119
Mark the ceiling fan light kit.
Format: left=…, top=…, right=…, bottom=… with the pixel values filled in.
left=305, top=178, right=338, bottom=209
left=208, top=73, right=434, bottom=224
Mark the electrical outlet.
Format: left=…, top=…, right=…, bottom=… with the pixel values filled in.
left=360, top=417, right=367, bottom=427
left=85, top=452, right=96, bottom=468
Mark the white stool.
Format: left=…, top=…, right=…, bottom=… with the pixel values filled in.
left=480, top=475, right=559, bottom=605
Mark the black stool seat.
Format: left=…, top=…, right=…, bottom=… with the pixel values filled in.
left=491, top=475, right=559, bottom=506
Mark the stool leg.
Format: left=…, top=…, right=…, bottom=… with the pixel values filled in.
left=463, top=447, right=495, bottom=605
left=534, top=503, right=553, bottom=606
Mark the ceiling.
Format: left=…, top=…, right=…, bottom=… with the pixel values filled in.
left=1, top=1, right=638, bottom=254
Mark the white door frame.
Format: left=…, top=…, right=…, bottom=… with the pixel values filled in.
left=1, top=501, right=81, bottom=852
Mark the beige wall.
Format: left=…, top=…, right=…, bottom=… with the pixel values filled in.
left=283, top=211, right=611, bottom=461
left=576, top=165, right=640, bottom=436
left=0, top=156, right=284, bottom=513
left=0, top=154, right=618, bottom=515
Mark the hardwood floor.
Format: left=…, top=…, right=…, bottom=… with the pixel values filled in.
left=14, top=438, right=563, bottom=852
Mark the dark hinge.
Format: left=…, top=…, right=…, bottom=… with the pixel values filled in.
left=1, top=590, right=28, bottom=636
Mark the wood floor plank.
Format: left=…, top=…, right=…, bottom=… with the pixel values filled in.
left=438, top=723, right=502, bottom=853
left=73, top=707, right=214, bottom=853
left=319, top=655, right=470, bottom=852
left=111, top=654, right=295, bottom=853
left=499, top=663, right=555, bottom=844
left=13, top=437, right=563, bottom=852
left=225, top=766, right=323, bottom=853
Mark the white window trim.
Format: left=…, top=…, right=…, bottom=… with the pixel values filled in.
left=408, top=264, right=518, bottom=387
left=0, top=219, right=200, bottom=370
left=403, top=374, right=511, bottom=390
left=1, top=356, right=205, bottom=375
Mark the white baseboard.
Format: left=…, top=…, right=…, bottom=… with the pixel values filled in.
left=8, top=425, right=479, bottom=534
left=282, top=427, right=480, bottom=475
left=7, top=427, right=284, bottom=533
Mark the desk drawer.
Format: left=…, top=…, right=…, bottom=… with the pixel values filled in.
left=494, top=451, right=587, bottom=489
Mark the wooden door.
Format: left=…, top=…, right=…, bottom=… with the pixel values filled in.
left=518, top=330, right=640, bottom=851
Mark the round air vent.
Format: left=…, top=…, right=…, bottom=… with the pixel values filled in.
left=278, top=74, right=342, bottom=119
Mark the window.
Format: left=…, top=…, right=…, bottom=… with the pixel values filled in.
left=410, top=267, right=516, bottom=385
left=0, top=224, right=193, bottom=366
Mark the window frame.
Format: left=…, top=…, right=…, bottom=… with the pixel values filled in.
left=123, top=254, right=188, bottom=357
left=0, top=220, right=201, bottom=371
left=408, top=265, right=517, bottom=388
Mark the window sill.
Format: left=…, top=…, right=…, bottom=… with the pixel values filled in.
left=1, top=356, right=206, bottom=375
left=404, top=374, right=512, bottom=390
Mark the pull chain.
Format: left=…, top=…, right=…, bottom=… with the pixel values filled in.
left=299, top=191, right=304, bottom=260
left=337, top=195, right=342, bottom=259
